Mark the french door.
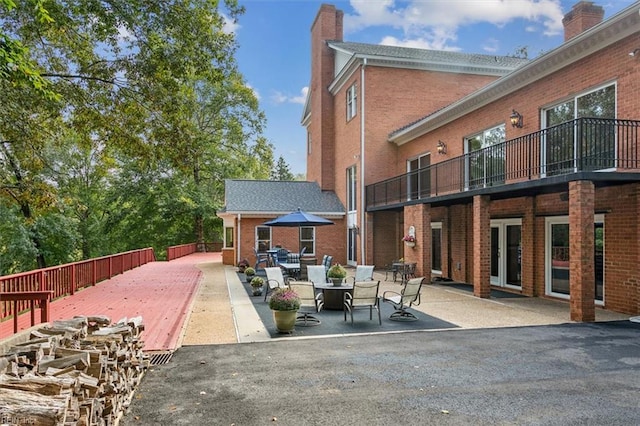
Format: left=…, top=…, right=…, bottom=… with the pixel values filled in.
left=490, top=219, right=522, bottom=289
left=545, top=216, right=604, bottom=304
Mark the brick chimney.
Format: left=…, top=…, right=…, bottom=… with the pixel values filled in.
left=562, top=1, right=605, bottom=41
left=308, top=4, right=343, bottom=190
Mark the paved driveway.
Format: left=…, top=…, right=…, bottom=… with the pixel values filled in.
left=123, top=320, right=640, bottom=426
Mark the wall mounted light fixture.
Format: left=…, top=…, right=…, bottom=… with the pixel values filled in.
left=510, top=109, right=524, bottom=128
left=629, top=48, right=640, bottom=57
left=437, top=140, right=447, bottom=155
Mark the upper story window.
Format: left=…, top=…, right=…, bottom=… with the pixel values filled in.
left=465, top=124, right=506, bottom=189
left=407, top=153, right=430, bottom=200
left=307, top=132, right=312, bottom=155
left=543, top=83, right=616, bottom=175
left=346, top=83, right=357, bottom=121
left=347, top=166, right=356, bottom=212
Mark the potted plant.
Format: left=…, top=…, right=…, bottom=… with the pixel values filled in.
left=327, top=263, right=347, bottom=286
left=402, top=234, right=416, bottom=248
left=268, top=287, right=301, bottom=333
left=250, top=276, right=264, bottom=296
left=244, top=266, right=256, bottom=282
left=237, top=259, right=250, bottom=273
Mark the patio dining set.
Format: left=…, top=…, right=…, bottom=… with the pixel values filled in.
left=256, top=263, right=426, bottom=329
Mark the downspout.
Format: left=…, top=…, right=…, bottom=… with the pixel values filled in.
left=359, top=58, right=367, bottom=265
left=237, top=213, right=241, bottom=265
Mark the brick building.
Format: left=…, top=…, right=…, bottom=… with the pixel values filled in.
left=303, top=1, right=640, bottom=319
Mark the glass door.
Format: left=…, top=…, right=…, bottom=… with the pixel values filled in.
left=545, top=216, right=604, bottom=304
left=490, top=219, right=522, bottom=288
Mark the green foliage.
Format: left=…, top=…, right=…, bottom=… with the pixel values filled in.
left=327, top=264, right=347, bottom=279
left=0, top=0, right=273, bottom=272
left=250, top=276, right=264, bottom=287
left=270, top=155, right=295, bottom=181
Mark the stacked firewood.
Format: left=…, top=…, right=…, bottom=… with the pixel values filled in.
left=0, top=315, right=148, bottom=425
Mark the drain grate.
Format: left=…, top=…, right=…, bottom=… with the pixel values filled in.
left=147, top=351, right=174, bottom=366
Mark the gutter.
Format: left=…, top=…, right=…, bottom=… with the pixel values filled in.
left=360, top=58, right=366, bottom=265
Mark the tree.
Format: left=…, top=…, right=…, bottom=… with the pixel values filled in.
left=270, top=156, right=295, bottom=181
left=0, top=0, right=274, bottom=270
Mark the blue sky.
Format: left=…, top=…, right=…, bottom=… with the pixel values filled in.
left=230, top=0, right=636, bottom=176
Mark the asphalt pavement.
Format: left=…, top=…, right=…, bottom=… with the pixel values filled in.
left=122, top=320, right=640, bottom=426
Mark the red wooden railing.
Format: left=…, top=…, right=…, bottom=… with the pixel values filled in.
left=0, top=247, right=156, bottom=327
left=166, top=243, right=198, bottom=261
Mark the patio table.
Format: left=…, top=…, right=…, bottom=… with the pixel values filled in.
left=278, top=262, right=300, bottom=279
left=315, top=282, right=354, bottom=310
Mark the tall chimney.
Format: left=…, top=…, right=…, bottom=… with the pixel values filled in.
left=308, top=4, right=343, bottom=190
left=562, top=1, right=605, bottom=41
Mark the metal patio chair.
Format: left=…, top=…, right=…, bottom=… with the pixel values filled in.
left=343, top=280, right=381, bottom=325
left=382, top=277, right=425, bottom=321
left=264, top=267, right=289, bottom=301
left=288, top=280, right=323, bottom=326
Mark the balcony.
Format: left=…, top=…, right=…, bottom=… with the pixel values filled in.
left=366, top=118, right=640, bottom=210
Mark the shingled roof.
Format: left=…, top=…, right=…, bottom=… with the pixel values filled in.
left=219, top=180, right=344, bottom=215
left=330, top=41, right=529, bottom=70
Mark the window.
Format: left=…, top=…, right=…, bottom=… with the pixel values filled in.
left=299, top=227, right=315, bottom=255
left=465, top=125, right=506, bottom=189
left=407, top=153, right=430, bottom=200
left=431, top=222, right=442, bottom=274
left=347, top=166, right=356, bottom=212
left=543, top=84, right=616, bottom=175
left=346, top=83, right=357, bottom=121
left=307, top=132, right=312, bottom=155
left=256, top=227, right=271, bottom=252
left=224, top=227, right=234, bottom=248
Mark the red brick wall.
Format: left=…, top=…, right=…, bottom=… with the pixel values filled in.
left=237, top=217, right=347, bottom=266
left=307, top=4, right=342, bottom=190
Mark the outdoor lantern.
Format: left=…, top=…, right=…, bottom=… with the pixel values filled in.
left=510, top=110, right=523, bottom=128
left=437, top=140, right=447, bottom=155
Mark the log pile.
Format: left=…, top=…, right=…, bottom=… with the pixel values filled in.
left=0, top=315, right=148, bottom=425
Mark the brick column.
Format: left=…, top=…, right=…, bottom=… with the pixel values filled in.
left=521, top=196, right=535, bottom=296
left=419, top=204, right=431, bottom=279
left=569, top=180, right=595, bottom=322
left=473, top=195, right=491, bottom=298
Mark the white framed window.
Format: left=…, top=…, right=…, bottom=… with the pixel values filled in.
left=465, top=124, right=506, bottom=189
left=346, top=83, right=357, bottom=121
left=407, top=153, right=430, bottom=200
left=299, top=227, right=315, bottom=255
left=431, top=222, right=442, bottom=275
left=224, top=227, right=234, bottom=249
left=542, top=83, right=616, bottom=176
left=256, top=226, right=271, bottom=252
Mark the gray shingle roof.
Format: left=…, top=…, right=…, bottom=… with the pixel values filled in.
left=330, top=41, right=529, bottom=69
left=220, top=180, right=344, bottom=214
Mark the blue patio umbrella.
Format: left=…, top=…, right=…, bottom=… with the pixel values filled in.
left=263, top=208, right=334, bottom=253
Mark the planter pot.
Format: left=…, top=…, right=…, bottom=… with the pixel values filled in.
left=272, top=309, right=298, bottom=333
left=329, top=278, right=344, bottom=287
left=405, top=241, right=416, bottom=248
left=251, top=287, right=263, bottom=296
left=245, top=275, right=255, bottom=283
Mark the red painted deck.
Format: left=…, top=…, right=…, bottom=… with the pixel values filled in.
left=0, top=252, right=219, bottom=351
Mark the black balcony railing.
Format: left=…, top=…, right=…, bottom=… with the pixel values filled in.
left=366, top=118, right=640, bottom=209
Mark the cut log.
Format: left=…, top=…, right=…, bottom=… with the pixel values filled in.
left=0, top=388, right=69, bottom=426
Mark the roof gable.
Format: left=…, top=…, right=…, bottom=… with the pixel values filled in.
left=219, top=180, right=345, bottom=216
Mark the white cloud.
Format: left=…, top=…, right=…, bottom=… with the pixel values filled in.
left=221, top=12, right=240, bottom=34
left=271, top=87, right=308, bottom=105
left=246, top=83, right=260, bottom=101
left=482, top=38, right=500, bottom=53
left=345, top=0, right=564, bottom=49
